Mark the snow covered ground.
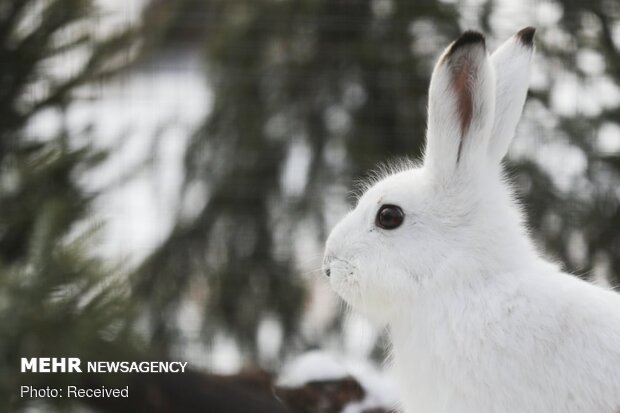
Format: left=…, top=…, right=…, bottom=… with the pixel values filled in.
left=276, top=351, right=400, bottom=413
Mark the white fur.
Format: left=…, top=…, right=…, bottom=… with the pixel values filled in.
left=323, top=29, right=620, bottom=413
left=488, top=35, right=533, bottom=163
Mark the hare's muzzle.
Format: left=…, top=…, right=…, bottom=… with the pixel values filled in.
left=322, top=255, right=334, bottom=278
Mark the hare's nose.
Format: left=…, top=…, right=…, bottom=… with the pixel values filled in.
left=322, top=255, right=334, bottom=278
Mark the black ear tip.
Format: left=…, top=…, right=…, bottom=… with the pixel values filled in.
left=449, top=30, right=486, bottom=55
left=516, top=26, right=536, bottom=47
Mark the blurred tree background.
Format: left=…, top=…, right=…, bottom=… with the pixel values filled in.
left=0, top=0, right=142, bottom=411
left=1, top=0, right=620, bottom=411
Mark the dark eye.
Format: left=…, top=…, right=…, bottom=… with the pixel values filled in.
left=375, top=204, right=405, bottom=230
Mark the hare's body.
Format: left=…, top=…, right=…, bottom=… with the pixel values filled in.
left=324, top=28, right=620, bottom=412
left=392, top=267, right=620, bottom=413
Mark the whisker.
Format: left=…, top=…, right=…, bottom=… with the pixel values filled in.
left=300, top=267, right=327, bottom=277
left=296, top=254, right=325, bottom=266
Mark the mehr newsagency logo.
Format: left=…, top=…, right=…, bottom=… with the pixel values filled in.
left=19, top=357, right=188, bottom=399
left=21, top=357, right=188, bottom=373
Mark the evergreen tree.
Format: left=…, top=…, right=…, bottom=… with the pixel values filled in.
left=0, top=1, right=138, bottom=410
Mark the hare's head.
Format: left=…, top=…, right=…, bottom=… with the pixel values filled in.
left=324, top=28, right=536, bottom=323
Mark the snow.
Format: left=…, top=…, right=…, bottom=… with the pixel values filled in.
left=343, top=361, right=400, bottom=413
left=276, top=351, right=400, bottom=413
left=276, top=351, right=350, bottom=388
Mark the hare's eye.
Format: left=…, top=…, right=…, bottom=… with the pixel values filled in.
left=376, top=204, right=404, bottom=230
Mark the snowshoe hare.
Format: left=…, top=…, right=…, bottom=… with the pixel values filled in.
left=323, top=27, right=620, bottom=413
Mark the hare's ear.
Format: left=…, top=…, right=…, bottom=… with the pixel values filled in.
left=488, top=27, right=535, bottom=163
left=425, top=31, right=495, bottom=180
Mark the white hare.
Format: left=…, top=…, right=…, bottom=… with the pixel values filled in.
left=323, top=28, right=620, bottom=413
